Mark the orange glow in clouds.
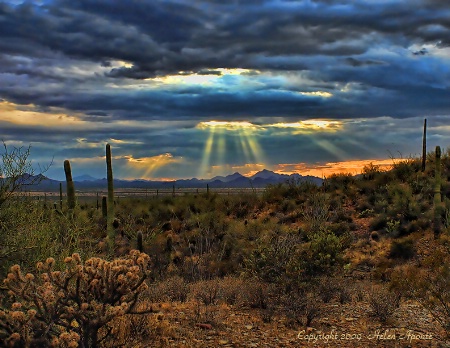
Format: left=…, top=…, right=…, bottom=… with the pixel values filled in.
left=274, top=159, right=394, bottom=178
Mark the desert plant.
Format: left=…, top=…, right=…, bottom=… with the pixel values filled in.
left=434, top=146, right=444, bottom=237
left=389, top=238, right=416, bottom=260
left=64, top=160, right=76, bottom=210
left=101, top=196, right=107, bottom=218
left=1, top=250, right=151, bottom=348
left=137, top=231, right=143, bottom=252
left=145, top=276, right=188, bottom=303
left=368, top=285, right=400, bottom=323
left=422, top=118, right=427, bottom=172
left=0, top=141, right=50, bottom=208
left=60, top=182, right=63, bottom=210
left=294, top=230, right=346, bottom=278
left=282, top=289, right=322, bottom=327
left=106, top=143, right=115, bottom=253
left=394, top=251, right=450, bottom=337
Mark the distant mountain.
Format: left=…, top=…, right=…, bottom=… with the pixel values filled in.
left=22, top=169, right=323, bottom=191
left=211, top=172, right=245, bottom=182
left=250, top=169, right=287, bottom=180
left=73, top=174, right=98, bottom=182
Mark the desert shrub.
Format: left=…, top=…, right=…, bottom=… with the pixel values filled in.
left=369, top=214, right=388, bottom=232
left=217, top=276, right=244, bottom=305
left=301, top=193, right=330, bottom=235
left=103, top=303, right=165, bottom=348
left=324, top=173, right=355, bottom=191
left=358, top=208, right=375, bottom=218
left=393, top=251, right=450, bottom=336
left=328, top=222, right=351, bottom=237
left=388, top=238, right=416, bottom=260
left=282, top=288, right=322, bottom=327
left=368, top=285, right=400, bottom=323
left=244, top=233, right=301, bottom=283
left=0, top=251, right=151, bottom=347
left=188, top=279, right=220, bottom=306
left=236, top=278, right=271, bottom=309
left=294, top=230, right=346, bottom=278
left=386, top=183, right=420, bottom=222
left=0, top=200, right=96, bottom=279
left=317, top=277, right=352, bottom=304
left=188, top=279, right=223, bottom=325
left=385, top=218, right=401, bottom=237
left=361, top=162, right=384, bottom=181
left=391, top=158, right=420, bottom=182
left=145, top=276, right=188, bottom=303
left=337, top=284, right=352, bottom=304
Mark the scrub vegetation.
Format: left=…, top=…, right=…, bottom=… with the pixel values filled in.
left=1, top=142, right=450, bottom=347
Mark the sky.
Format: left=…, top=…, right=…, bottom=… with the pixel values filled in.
left=1, top=0, right=450, bottom=181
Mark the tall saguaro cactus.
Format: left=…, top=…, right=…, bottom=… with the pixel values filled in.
left=59, top=182, right=63, bottom=210
left=422, top=119, right=427, bottom=172
left=64, top=160, right=76, bottom=210
left=106, top=144, right=115, bottom=253
left=434, top=146, right=443, bottom=237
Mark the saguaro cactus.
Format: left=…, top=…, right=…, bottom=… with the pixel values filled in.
left=106, top=144, right=115, bottom=252
left=64, top=160, right=76, bottom=210
left=102, top=196, right=107, bottom=218
left=59, top=182, right=63, bottom=210
left=137, top=231, right=143, bottom=252
left=434, top=146, right=443, bottom=237
left=422, top=119, right=427, bottom=172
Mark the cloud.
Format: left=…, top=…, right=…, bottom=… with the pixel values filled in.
left=1, top=0, right=450, bottom=180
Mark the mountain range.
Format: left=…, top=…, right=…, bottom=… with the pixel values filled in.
left=19, top=169, right=322, bottom=191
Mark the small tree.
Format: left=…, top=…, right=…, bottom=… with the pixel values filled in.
left=0, top=141, right=51, bottom=207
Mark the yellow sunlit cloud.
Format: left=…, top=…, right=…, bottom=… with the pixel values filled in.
left=125, top=153, right=183, bottom=179
left=155, top=73, right=218, bottom=86
left=300, top=91, right=333, bottom=98
left=153, top=68, right=256, bottom=86
left=197, top=120, right=259, bottom=130
left=267, top=119, right=343, bottom=133
left=0, top=101, right=88, bottom=128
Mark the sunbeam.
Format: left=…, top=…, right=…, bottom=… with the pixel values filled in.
left=196, top=121, right=266, bottom=177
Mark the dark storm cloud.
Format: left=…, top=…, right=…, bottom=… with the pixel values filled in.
left=1, top=0, right=450, bottom=124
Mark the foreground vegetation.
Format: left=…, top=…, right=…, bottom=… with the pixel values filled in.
left=1, top=145, right=450, bottom=346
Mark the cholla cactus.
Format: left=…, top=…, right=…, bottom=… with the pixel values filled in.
left=1, top=250, right=151, bottom=348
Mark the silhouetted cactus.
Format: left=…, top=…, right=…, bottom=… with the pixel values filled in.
left=434, top=146, right=443, bottom=237
left=207, top=183, right=210, bottom=196
left=172, top=184, right=175, bottom=197
left=64, top=160, right=76, bottom=210
left=422, top=119, right=427, bottom=172
left=59, top=182, right=63, bottom=210
left=137, top=231, right=143, bottom=252
left=106, top=144, right=115, bottom=253
left=101, top=196, right=107, bottom=218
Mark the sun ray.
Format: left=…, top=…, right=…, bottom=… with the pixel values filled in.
left=196, top=120, right=266, bottom=177
left=313, top=138, right=349, bottom=161
left=199, top=127, right=216, bottom=177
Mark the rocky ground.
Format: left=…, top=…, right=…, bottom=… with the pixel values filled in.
left=110, top=287, right=449, bottom=348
